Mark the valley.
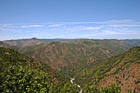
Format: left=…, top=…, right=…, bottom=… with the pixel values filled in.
left=0, top=0, right=139, bottom=92
left=0, top=38, right=140, bottom=92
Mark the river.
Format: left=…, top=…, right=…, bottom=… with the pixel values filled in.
left=70, top=78, right=82, bottom=93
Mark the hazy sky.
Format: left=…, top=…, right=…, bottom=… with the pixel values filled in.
left=0, top=0, right=140, bottom=40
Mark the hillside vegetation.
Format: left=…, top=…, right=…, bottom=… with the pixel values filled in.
left=76, top=47, right=140, bottom=93
left=0, top=47, right=121, bottom=93
left=1, top=39, right=140, bottom=92
left=15, top=39, right=133, bottom=76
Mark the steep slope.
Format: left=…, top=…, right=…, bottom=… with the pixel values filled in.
left=17, top=39, right=133, bottom=71
left=18, top=42, right=118, bottom=71
left=76, top=47, right=140, bottom=92
left=98, top=47, right=140, bottom=93
left=0, top=47, right=68, bottom=85
left=0, top=47, right=121, bottom=93
left=0, top=47, right=88, bottom=92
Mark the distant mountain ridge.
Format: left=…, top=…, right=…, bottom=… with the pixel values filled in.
left=3, top=39, right=45, bottom=46
left=2, top=38, right=140, bottom=47
left=3, top=38, right=81, bottom=46
left=1, top=39, right=139, bottom=72
left=122, top=39, right=140, bottom=46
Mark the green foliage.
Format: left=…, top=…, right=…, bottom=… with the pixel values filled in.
left=0, top=65, right=50, bottom=93
left=76, top=47, right=140, bottom=87
left=128, top=89, right=132, bottom=93
left=84, top=85, right=100, bottom=93
left=84, top=84, right=121, bottom=93
left=0, top=47, right=68, bottom=92
left=0, top=47, right=69, bottom=85
left=60, top=83, right=80, bottom=93
left=1, top=44, right=140, bottom=92
left=17, top=40, right=122, bottom=77
left=0, top=47, right=124, bottom=93
left=100, top=84, right=121, bottom=93
left=0, top=64, right=81, bottom=93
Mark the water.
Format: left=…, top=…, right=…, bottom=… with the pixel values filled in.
left=70, top=78, right=82, bottom=93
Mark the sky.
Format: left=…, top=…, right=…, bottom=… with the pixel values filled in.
left=0, top=0, right=140, bottom=40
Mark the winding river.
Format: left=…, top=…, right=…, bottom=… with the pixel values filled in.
left=70, top=78, right=82, bottom=93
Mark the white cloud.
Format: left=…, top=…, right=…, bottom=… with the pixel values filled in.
left=0, top=19, right=140, bottom=39
left=102, top=30, right=120, bottom=34
left=0, top=28, right=22, bottom=33
left=65, top=26, right=102, bottom=32
left=109, top=24, right=140, bottom=27
left=83, top=26, right=102, bottom=30
left=106, top=19, right=133, bottom=23
left=102, top=30, right=140, bottom=35
left=20, top=25, right=44, bottom=28
left=48, top=24, right=63, bottom=27
left=0, top=36, right=19, bottom=41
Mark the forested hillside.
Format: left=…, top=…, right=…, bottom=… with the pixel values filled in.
left=1, top=39, right=140, bottom=93
left=0, top=47, right=121, bottom=93
left=76, top=47, right=140, bottom=93
left=15, top=39, right=133, bottom=77
left=0, top=47, right=69, bottom=92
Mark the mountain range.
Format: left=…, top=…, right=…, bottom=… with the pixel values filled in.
left=0, top=38, right=140, bottom=92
